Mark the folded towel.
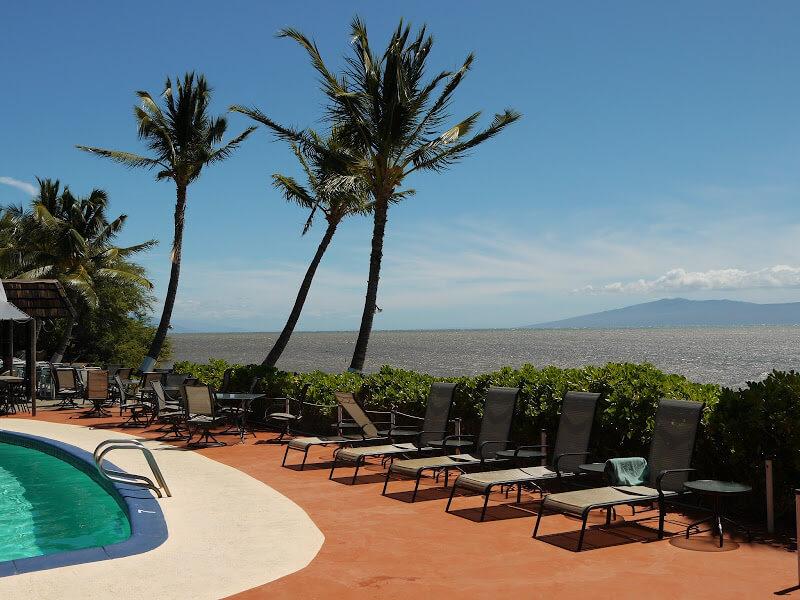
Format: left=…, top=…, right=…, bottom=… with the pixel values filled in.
left=604, top=457, right=649, bottom=486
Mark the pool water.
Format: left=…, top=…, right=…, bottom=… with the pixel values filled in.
left=0, top=441, right=131, bottom=562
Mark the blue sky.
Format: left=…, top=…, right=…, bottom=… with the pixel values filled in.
left=2, top=1, right=799, bottom=331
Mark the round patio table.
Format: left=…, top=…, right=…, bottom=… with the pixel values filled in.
left=578, top=462, right=606, bottom=477
left=683, top=479, right=751, bottom=548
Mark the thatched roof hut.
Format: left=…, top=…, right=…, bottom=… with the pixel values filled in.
left=1, top=279, right=75, bottom=319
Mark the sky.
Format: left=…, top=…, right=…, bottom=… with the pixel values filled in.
left=2, top=1, right=799, bottom=332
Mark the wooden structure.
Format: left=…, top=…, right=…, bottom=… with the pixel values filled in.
left=0, top=280, right=75, bottom=416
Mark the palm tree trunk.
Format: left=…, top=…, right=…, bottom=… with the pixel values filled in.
left=264, top=220, right=338, bottom=367
left=50, top=316, right=74, bottom=363
left=141, top=184, right=187, bottom=371
left=349, top=195, right=389, bottom=372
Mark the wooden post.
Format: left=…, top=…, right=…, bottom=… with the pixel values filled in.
left=27, top=319, right=36, bottom=416
left=766, top=459, right=775, bottom=533
left=4, top=320, right=13, bottom=374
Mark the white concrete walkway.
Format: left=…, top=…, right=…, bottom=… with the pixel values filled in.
left=0, top=419, right=324, bottom=599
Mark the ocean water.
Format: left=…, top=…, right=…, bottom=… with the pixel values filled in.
left=169, top=326, right=800, bottom=388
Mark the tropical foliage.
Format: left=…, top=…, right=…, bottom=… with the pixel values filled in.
left=233, top=18, right=520, bottom=371
left=0, top=178, right=162, bottom=362
left=78, top=73, right=255, bottom=369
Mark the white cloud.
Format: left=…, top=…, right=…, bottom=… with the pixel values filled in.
left=579, top=265, right=800, bottom=295
left=0, top=177, right=36, bottom=196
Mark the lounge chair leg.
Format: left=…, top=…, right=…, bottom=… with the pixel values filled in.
left=351, top=461, right=360, bottom=485
left=282, top=444, right=290, bottom=467
left=382, top=470, right=392, bottom=496
left=658, top=497, right=665, bottom=539
left=328, top=456, right=338, bottom=480
left=532, top=500, right=545, bottom=538
left=444, top=468, right=449, bottom=488
left=411, top=472, right=422, bottom=502
left=300, top=448, right=309, bottom=471
left=445, top=482, right=458, bottom=513
left=516, top=484, right=522, bottom=504
left=480, top=491, right=491, bottom=522
left=605, top=507, right=612, bottom=526
left=577, top=510, right=590, bottom=552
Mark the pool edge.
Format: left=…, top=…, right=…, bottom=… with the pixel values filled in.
left=0, top=429, right=168, bottom=576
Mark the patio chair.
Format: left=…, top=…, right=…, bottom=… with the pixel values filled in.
left=281, top=391, right=390, bottom=470
left=445, top=391, right=600, bottom=521
left=82, top=370, right=112, bottom=417
left=138, top=371, right=163, bottom=400
left=184, top=384, right=227, bottom=447
left=264, top=383, right=312, bottom=443
left=146, top=380, right=187, bottom=440
left=381, top=386, right=519, bottom=501
left=532, top=398, right=704, bottom=551
left=329, top=382, right=458, bottom=484
left=52, top=366, right=82, bottom=409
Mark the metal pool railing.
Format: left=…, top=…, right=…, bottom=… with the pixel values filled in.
left=93, top=439, right=171, bottom=498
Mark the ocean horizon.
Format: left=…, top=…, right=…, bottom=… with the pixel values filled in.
left=169, top=325, right=800, bottom=389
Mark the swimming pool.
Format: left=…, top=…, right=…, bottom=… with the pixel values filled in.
left=0, top=430, right=167, bottom=576
left=0, top=441, right=131, bottom=562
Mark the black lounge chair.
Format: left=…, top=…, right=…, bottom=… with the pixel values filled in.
left=328, top=382, right=458, bottom=484
left=532, top=398, right=704, bottom=551
left=445, top=390, right=600, bottom=521
left=281, top=391, right=390, bottom=470
left=381, top=386, right=519, bottom=501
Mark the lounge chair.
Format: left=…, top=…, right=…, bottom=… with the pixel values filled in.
left=381, top=386, right=519, bottom=501
left=281, top=391, right=390, bottom=470
left=445, top=390, right=600, bottom=521
left=532, top=398, right=703, bottom=551
left=183, top=384, right=227, bottom=447
left=328, top=382, right=458, bottom=484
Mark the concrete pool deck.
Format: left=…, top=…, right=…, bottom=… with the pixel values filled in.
left=0, top=418, right=323, bottom=599
left=3, top=407, right=798, bottom=599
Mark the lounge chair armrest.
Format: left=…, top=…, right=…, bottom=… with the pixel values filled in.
left=514, top=443, right=548, bottom=453
left=441, top=434, right=474, bottom=448
left=553, top=451, right=591, bottom=476
left=656, top=468, right=696, bottom=496
left=412, top=429, right=447, bottom=447
left=478, top=439, right=513, bottom=460
left=392, top=411, right=424, bottom=421
left=365, top=409, right=393, bottom=417
left=391, top=425, right=423, bottom=430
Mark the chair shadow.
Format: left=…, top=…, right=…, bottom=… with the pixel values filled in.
left=330, top=473, right=388, bottom=486
left=536, top=521, right=661, bottom=552
left=383, top=485, right=454, bottom=503
left=283, top=462, right=335, bottom=472
left=448, top=500, right=541, bottom=523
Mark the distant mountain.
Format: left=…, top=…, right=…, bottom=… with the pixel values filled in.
left=527, top=298, right=800, bottom=329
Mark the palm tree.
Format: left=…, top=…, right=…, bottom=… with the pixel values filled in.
left=77, top=73, right=255, bottom=370
left=258, top=131, right=369, bottom=367
left=8, top=178, right=156, bottom=361
left=233, top=18, right=520, bottom=371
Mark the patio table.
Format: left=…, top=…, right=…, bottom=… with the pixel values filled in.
left=684, top=479, right=752, bottom=547
left=215, top=392, right=265, bottom=442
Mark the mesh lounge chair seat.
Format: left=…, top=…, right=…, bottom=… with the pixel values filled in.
left=281, top=391, right=389, bottom=469
left=382, top=386, right=519, bottom=501
left=533, top=398, right=704, bottom=551
left=329, top=383, right=457, bottom=484
left=446, top=391, right=601, bottom=520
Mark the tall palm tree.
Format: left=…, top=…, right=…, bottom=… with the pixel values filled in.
left=259, top=131, right=370, bottom=367
left=8, top=178, right=156, bottom=361
left=233, top=18, right=520, bottom=371
left=77, top=73, right=255, bottom=370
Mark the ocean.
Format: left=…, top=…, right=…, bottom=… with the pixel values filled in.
left=169, top=326, right=800, bottom=388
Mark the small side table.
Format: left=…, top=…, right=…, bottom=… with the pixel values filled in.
left=684, top=479, right=752, bottom=548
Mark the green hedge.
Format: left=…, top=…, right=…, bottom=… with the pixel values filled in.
left=173, top=358, right=799, bottom=522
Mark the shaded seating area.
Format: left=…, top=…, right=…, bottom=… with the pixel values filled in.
left=532, top=398, right=704, bottom=551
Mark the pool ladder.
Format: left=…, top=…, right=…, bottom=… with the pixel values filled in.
left=93, top=439, right=172, bottom=498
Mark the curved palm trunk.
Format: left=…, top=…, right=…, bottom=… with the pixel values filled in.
left=349, top=196, right=389, bottom=372
left=141, top=184, right=186, bottom=371
left=264, top=220, right=338, bottom=367
left=50, top=316, right=74, bottom=363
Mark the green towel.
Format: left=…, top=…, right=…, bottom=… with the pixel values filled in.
left=604, top=457, right=649, bottom=486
